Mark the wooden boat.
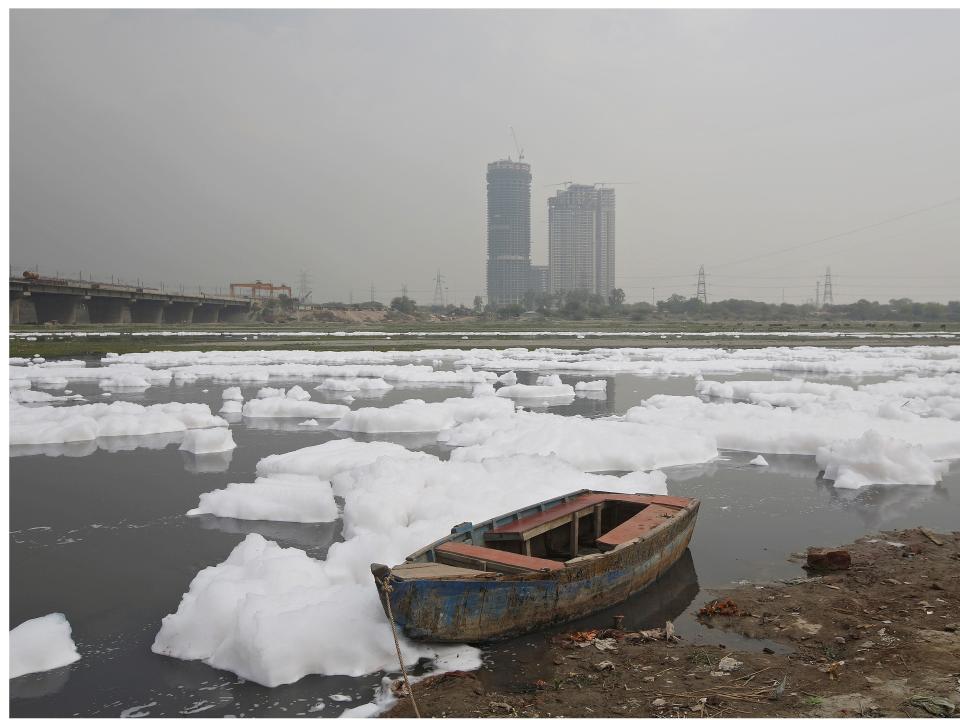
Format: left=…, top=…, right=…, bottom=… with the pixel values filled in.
left=371, top=489, right=700, bottom=642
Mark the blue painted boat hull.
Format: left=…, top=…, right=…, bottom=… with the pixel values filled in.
left=374, top=493, right=699, bottom=643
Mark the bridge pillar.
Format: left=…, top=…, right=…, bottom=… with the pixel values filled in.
left=10, top=296, right=38, bottom=325
left=130, top=299, right=164, bottom=324
left=75, top=302, right=91, bottom=324
left=86, top=297, right=130, bottom=324
left=194, top=304, right=221, bottom=323
left=164, top=302, right=195, bottom=324
left=220, top=305, right=250, bottom=323
left=33, top=294, right=80, bottom=325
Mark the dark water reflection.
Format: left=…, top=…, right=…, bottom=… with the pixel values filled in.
left=9, top=371, right=959, bottom=717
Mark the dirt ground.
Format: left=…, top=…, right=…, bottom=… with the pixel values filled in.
left=384, top=528, right=960, bottom=718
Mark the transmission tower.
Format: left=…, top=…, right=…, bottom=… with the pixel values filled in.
left=696, top=265, right=708, bottom=304
left=432, top=270, right=446, bottom=307
left=823, top=267, right=834, bottom=305
left=297, top=270, right=311, bottom=303
left=815, top=280, right=821, bottom=308
left=401, top=283, right=408, bottom=300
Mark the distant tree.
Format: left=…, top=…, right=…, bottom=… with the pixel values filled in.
left=496, top=304, right=524, bottom=319
left=609, top=288, right=626, bottom=306
left=628, top=302, right=653, bottom=321
left=390, top=296, right=417, bottom=314
left=277, top=293, right=296, bottom=312
left=473, top=295, right=484, bottom=313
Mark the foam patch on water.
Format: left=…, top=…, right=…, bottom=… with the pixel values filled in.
left=815, top=430, right=948, bottom=489
left=241, top=397, right=349, bottom=419
left=10, top=401, right=226, bottom=446
left=10, top=613, right=81, bottom=678
left=625, top=394, right=960, bottom=460
left=315, top=377, right=393, bottom=393
left=331, top=396, right=515, bottom=434
left=179, top=428, right=237, bottom=455
left=189, top=474, right=338, bottom=523
left=444, top=411, right=717, bottom=472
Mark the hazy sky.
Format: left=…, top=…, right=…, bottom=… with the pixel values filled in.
left=11, top=10, right=960, bottom=304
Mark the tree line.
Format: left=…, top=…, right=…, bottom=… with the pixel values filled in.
left=487, top=289, right=960, bottom=323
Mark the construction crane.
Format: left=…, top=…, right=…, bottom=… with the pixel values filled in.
left=509, top=126, right=524, bottom=162
left=543, top=180, right=640, bottom=188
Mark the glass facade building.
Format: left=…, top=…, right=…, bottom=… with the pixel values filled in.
left=486, top=160, right=532, bottom=307
left=548, top=185, right=615, bottom=299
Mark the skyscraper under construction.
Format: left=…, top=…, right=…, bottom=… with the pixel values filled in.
left=548, top=184, right=615, bottom=299
left=486, top=159, right=532, bottom=307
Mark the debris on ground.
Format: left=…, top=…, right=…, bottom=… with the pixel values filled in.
left=384, top=528, right=960, bottom=718
left=717, top=655, right=743, bottom=672
left=697, top=597, right=738, bottom=617
left=908, top=695, right=955, bottom=717
left=805, top=547, right=851, bottom=572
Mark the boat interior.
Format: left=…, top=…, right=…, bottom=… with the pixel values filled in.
left=394, top=491, right=692, bottom=580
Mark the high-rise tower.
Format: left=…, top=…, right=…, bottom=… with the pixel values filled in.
left=486, top=160, right=532, bottom=307
left=548, top=184, right=616, bottom=298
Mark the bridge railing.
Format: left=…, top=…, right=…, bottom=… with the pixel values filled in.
left=10, top=270, right=247, bottom=302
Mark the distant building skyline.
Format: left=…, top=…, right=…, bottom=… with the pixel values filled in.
left=485, top=159, right=532, bottom=307
left=548, top=184, right=616, bottom=299
left=528, top=264, right=549, bottom=296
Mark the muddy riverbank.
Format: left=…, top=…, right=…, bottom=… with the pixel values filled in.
left=384, top=528, right=960, bottom=718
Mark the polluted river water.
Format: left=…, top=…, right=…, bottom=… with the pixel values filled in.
left=9, top=364, right=960, bottom=717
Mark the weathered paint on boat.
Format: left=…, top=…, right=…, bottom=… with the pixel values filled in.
left=372, top=490, right=700, bottom=642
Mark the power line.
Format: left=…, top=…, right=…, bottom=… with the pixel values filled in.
left=710, top=193, right=960, bottom=270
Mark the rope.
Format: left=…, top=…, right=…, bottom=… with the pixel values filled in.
left=378, top=575, right=421, bottom=718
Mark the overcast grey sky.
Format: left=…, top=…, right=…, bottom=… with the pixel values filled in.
left=10, top=10, right=960, bottom=304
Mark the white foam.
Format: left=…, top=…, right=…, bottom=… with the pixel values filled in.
left=815, top=430, right=947, bottom=489
left=189, top=474, right=338, bottom=523
left=575, top=379, right=608, bottom=393
left=222, top=387, right=243, bottom=401
left=446, top=412, right=717, bottom=472
left=241, top=398, right=349, bottom=419
left=256, top=438, right=420, bottom=478
left=219, top=400, right=243, bottom=414
left=625, top=394, right=960, bottom=460
left=10, top=401, right=226, bottom=446
left=331, top=396, right=515, bottom=434
left=179, top=428, right=237, bottom=455
left=286, top=385, right=312, bottom=401
left=495, top=382, right=575, bottom=400
left=535, top=374, right=563, bottom=386
left=10, top=389, right=81, bottom=404
left=9, top=613, right=81, bottom=678
left=316, top=378, right=393, bottom=393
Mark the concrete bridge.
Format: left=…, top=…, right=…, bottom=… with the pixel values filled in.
left=10, top=276, right=254, bottom=325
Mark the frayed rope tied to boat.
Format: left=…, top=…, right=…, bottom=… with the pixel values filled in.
left=375, top=573, right=421, bottom=718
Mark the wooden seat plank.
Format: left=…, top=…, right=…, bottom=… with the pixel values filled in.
left=486, top=494, right=603, bottom=537
left=436, top=541, right=564, bottom=572
left=392, top=562, right=499, bottom=580
left=596, top=504, right=680, bottom=550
